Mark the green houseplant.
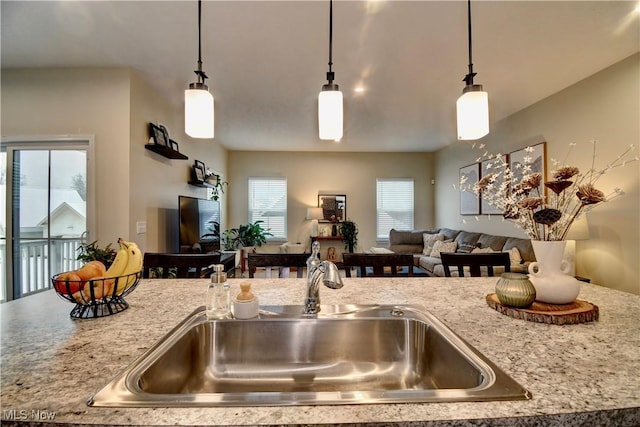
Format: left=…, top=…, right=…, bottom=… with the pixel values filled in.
left=76, top=240, right=116, bottom=268
left=339, top=220, right=358, bottom=253
left=205, top=170, right=228, bottom=201
left=224, top=221, right=273, bottom=249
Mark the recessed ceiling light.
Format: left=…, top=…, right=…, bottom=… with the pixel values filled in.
left=354, top=86, right=365, bottom=93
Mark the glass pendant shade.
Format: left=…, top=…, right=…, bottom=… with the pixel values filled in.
left=318, top=88, right=343, bottom=141
left=456, top=87, right=489, bottom=140
left=185, top=87, right=214, bottom=139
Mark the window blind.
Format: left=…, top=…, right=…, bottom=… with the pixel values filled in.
left=376, top=178, right=414, bottom=240
left=248, top=177, right=287, bottom=240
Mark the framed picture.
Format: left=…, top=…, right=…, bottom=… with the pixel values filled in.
left=158, top=124, right=170, bottom=144
left=318, top=194, right=346, bottom=222
left=192, top=160, right=205, bottom=183
left=169, top=140, right=179, bottom=152
left=480, top=155, right=507, bottom=215
left=149, top=123, right=168, bottom=146
left=510, top=142, right=546, bottom=197
left=459, top=163, right=480, bottom=215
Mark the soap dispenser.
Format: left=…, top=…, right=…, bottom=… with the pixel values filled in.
left=206, top=264, right=230, bottom=319
left=233, top=282, right=259, bottom=319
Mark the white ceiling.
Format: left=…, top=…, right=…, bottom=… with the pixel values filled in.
left=2, top=1, right=638, bottom=152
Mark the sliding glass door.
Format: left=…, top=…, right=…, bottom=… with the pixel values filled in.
left=1, top=138, right=92, bottom=301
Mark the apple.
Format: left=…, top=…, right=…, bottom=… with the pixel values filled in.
left=53, top=271, right=84, bottom=295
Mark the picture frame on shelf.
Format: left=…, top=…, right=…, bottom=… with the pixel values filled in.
left=192, top=161, right=205, bottom=183
left=149, top=123, right=168, bottom=147
left=509, top=142, right=546, bottom=198
left=480, top=155, right=507, bottom=215
left=459, top=163, right=480, bottom=215
left=318, top=194, right=346, bottom=223
left=158, top=124, right=170, bottom=144
left=169, top=140, right=179, bottom=152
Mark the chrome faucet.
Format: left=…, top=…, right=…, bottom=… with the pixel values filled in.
left=304, top=241, right=344, bottom=315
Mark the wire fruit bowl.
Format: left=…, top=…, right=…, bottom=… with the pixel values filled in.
left=51, top=271, right=142, bottom=319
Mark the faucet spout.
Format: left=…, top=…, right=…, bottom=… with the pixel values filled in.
left=304, top=241, right=344, bottom=315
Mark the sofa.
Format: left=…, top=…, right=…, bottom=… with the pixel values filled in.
left=387, top=228, right=535, bottom=277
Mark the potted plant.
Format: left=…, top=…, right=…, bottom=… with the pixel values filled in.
left=76, top=240, right=117, bottom=268
left=224, top=221, right=273, bottom=274
left=204, top=170, right=228, bottom=201
left=225, top=221, right=273, bottom=249
left=340, top=220, right=358, bottom=253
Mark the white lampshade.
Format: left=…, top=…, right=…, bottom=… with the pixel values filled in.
left=185, top=88, right=214, bottom=139
left=318, top=89, right=343, bottom=141
left=306, top=207, right=324, bottom=238
left=456, top=89, right=489, bottom=140
left=306, top=207, right=324, bottom=220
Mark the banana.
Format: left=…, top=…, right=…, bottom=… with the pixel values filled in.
left=117, top=238, right=143, bottom=292
left=104, top=242, right=129, bottom=278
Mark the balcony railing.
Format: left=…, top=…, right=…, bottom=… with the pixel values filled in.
left=0, top=239, right=83, bottom=302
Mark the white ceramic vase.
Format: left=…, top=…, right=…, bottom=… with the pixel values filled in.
left=528, top=240, right=581, bottom=304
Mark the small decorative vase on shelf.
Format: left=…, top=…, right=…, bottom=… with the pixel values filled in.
left=495, top=273, right=536, bottom=308
left=528, top=240, right=581, bottom=304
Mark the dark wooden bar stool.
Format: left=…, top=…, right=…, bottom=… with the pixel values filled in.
left=342, top=253, right=415, bottom=277
left=441, top=252, right=511, bottom=277
left=142, top=252, right=222, bottom=278
left=247, top=253, right=310, bottom=278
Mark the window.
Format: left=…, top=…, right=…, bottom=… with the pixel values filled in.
left=1, top=137, right=92, bottom=301
left=248, top=177, right=287, bottom=240
left=376, top=178, right=414, bottom=240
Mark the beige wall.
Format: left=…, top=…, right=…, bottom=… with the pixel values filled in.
left=2, top=68, right=131, bottom=245
left=227, top=151, right=435, bottom=252
left=434, top=53, right=640, bottom=294
left=129, top=71, right=228, bottom=253
left=1, top=67, right=228, bottom=254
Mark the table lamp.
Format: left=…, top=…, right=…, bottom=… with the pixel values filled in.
left=306, top=207, right=324, bottom=237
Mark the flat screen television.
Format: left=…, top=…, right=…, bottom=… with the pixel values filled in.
left=178, top=196, right=220, bottom=252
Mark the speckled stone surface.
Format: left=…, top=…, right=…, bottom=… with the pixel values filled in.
left=1, top=278, right=639, bottom=426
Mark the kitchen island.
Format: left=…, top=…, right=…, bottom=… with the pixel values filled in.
left=1, top=277, right=639, bottom=426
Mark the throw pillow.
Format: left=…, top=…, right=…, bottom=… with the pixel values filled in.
left=368, top=247, right=394, bottom=254
left=507, top=247, right=522, bottom=266
left=430, top=240, right=457, bottom=258
left=422, top=233, right=445, bottom=255
left=471, top=247, right=495, bottom=254
left=457, top=242, right=478, bottom=253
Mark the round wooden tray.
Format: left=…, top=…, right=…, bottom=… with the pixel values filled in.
left=486, top=293, right=599, bottom=325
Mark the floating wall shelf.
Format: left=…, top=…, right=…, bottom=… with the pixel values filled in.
left=188, top=180, right=214, bottom=188
left=145, top=144, right=188, bottom=160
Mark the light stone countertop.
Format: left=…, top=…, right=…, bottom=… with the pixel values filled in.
left=1, top=277, right=639, bottom=426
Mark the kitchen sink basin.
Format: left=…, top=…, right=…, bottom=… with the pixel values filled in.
left=88, top=304, right=530, bottom=406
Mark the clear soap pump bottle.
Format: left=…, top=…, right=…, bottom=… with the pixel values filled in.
left=206, top=264, right=230, bottom=319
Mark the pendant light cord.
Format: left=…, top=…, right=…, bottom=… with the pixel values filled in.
left=198, top=0, right=202, bottom=68
left=463, top=0, right=476, bottom=86
left=326, top=0, right=335, bottom=84
left=194, top=0, right=208, bottom=84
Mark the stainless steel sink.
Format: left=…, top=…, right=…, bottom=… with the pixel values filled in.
left=88, top=304, right=530, bottom=406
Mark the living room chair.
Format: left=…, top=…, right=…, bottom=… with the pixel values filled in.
left=342, top=253, right=415, bottom=277
left=247, top=253, right=310, bottom=278
left=142, top=252, right=221, bottom=279
left=440, top=252, right=511, bottom=277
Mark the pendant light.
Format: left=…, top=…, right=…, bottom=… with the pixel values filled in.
left=456, top=0, right=489, bottom=141
left=318, top=0, right=343, bottom=141
left=185, top=0, right=214, bottom=139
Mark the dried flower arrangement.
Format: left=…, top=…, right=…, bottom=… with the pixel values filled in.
left=461, top=140, right=638, bottom=241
